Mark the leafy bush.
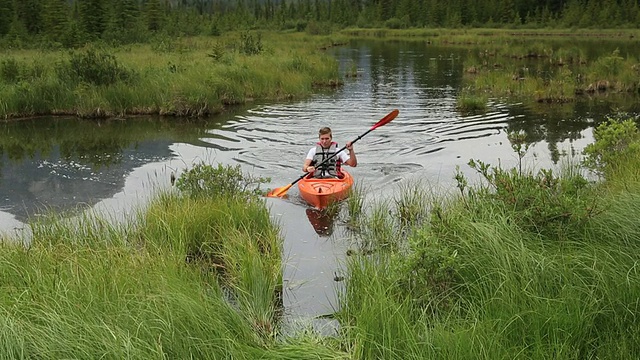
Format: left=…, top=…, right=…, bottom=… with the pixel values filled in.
left=459, top=158, right=596, bottom=238
left=57, top=48, right=136, bottom=86
left=0, top=57, right=21, bottom=83
left=591, top=48, right=624, bottom=77
left=238, top=32, right=263, bottom=56
left=582, top=116, right=640, bottom=177
left=305, top=21, right=332, bottom=35
left=175, top=162, right=269, bottom=200
left=384, top=18, right=404, bottom=29
left=395, top=229, right=460, bottom=314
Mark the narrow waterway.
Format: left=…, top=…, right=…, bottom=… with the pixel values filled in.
left=1, top=39, right=637, bottom=331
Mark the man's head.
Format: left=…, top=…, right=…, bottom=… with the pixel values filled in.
left=318, top=127, right=332, bottom=148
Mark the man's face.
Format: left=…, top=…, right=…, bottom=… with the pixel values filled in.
left=319, top=133, right=332, bottom=148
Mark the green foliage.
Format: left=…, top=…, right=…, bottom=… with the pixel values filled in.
left=384, top=18, right=405, bottom=29
left=238, top=32, right=264, bottom=56
left=0, top=57, right=21, bottom=83
left=175, top=162, right=270, bottom=200
left=79, top=0, right=106, bottom=40
left=460, top=157, right=596, bottom=238
left=456, top=92, right=488, bottom=114
left=582, top=115, right=640, bottom=176
left=591, top=48, right=625, bottom=77
left=344, top=183, right=366, bottom=230
left=206, top=42, right=228, bottom=62
left=396, top=230, right=459, bottom=314
left=57, top=48, right=135, bottom=86
left=305, top=21, right=332, bottom=35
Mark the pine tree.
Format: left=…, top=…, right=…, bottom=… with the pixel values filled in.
left=43, top=0, right=69, bottom=42
left=14, top=0, right=43, bottom=35
left=104, top=0, right=141, bottom=43
left=79, top=0, right=106, bottom=39
left=0, top=0, right=13, bottom=36
left=145, top=0, right=163, bottom=31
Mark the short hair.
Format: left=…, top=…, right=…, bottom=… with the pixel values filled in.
left=318, top=127, right=332, bottom=137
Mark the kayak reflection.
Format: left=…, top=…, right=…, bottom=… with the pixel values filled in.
left=305, top=208, right=339, bottom=237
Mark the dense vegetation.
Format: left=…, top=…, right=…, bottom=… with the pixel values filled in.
left=0, top=33, right=342, bottom=119
left=1, top=0, right=639, bottom=49
left=336, top=114, right=640, bottom=358
left=1, top=113, right=639, bottom=358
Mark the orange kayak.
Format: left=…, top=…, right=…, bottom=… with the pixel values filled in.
left=298, top=170, right=354, bottom=208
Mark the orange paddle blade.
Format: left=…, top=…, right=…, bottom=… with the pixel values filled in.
left=266, top=184, right=293, bottom=198
left=371, top=109, right=399, bottom=130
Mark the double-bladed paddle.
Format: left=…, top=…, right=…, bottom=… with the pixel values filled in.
left=266, top=109, right=399, bottom=198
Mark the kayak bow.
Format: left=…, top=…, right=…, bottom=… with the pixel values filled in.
left=298, top=171, right=354, bottom=208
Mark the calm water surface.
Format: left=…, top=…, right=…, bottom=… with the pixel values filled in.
left=1, top=39, right=638, bottom=328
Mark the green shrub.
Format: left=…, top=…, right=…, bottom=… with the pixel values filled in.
left=395, top=229, right=460, bottom=314
left=384, top=18, right=404, bottom=29
left=175, top=162, right=269, bottom=200
left=459, top=158, right=596, bottom=238
left=238, top=32, right=264, bottom=56
left=0, top=57, right=21, bottom=83
left=57, top=48, right=136, bottom=86
left=583, top=116, right=640, bottom=177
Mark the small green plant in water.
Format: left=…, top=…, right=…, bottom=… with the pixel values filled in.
left=345, top=182, right=366, bottom=229
left=507, top=130, right=531, bottom=175
left=175, top=162, right=270, bottom=200
left=393, top=181, right=429, bottom=229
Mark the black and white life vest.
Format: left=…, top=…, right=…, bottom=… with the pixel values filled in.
left=312, top=142, right=342, bottom=178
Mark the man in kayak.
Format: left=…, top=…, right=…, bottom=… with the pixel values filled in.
left=303, top=127, right=357, bottom=178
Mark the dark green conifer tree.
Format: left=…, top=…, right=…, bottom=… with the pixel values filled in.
left=43, top=0, right=70, bottom=42
left=79, top=0, right=106, bottom=39
left=0, top=0, right=13, bottom=36
left=14, top=0, right=42, bottom=35
left=145, top=0, right=164, bottom=31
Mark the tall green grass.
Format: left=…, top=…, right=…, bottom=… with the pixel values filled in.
left=0, top=32, right=341, bottom=119
left=337, top=115, right=640, bottom=359
left=0, top=163, right=347, bottom=358
left=2, top=117, right=640, bottom=358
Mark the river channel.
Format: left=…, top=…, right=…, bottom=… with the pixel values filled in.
left=1, top=39, right=638, bottom=330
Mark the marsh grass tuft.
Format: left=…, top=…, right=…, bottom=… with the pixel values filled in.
left=344, top=182, right=366, bottom=229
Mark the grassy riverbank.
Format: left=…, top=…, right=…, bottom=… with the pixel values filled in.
left=0, top=32, right=344, bottom=119
left=1, top=113, right=639, bottom=358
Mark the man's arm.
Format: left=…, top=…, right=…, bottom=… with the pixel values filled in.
left=344, top=142, right=357, bottom=167
left=303, top=148, right=315, bottom=172
left=303, top=158, right=313, bottom=172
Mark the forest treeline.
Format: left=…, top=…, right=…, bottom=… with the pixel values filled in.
left=0, top=0, right=639, bottom=47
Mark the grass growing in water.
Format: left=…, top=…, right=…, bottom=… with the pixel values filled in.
left=2, top=115, right=640, bottom=358
left=0, top=162, right=347, bottom=358
left=337, top=113, right=640, bottom=359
